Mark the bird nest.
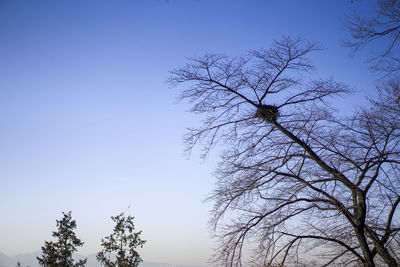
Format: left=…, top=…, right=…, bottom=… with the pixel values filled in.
left=255, top=104, right=279, bottom=122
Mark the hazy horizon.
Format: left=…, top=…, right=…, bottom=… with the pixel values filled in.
left=0, top=250, right=208, bottom=267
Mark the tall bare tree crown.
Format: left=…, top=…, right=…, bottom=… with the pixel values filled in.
left=170, top=36, right=400, bottom=266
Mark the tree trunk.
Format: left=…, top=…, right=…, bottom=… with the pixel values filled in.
left=355, top=228, right=375, bottom=267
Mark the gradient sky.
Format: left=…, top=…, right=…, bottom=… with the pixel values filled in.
left=0, top=1, right=378, bottom=266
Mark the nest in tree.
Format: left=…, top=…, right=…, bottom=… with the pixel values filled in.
left=255, top=104, right=279, bottom=122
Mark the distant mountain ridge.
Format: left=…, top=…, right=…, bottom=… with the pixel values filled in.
left=0, top=251, right=206, bottom=267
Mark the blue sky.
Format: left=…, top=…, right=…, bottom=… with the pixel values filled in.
left=0, top=0, right=377, bottom=266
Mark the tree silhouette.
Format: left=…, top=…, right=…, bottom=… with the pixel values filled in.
left=37, top=211, right=86, bottom=267
left=97, top=212, right=146, bottom=267
left=344, top=0, right=400, bottom=73
left=170, top=36, right=400, bottom=266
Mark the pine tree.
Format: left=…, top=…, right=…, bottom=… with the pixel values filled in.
left=37, top=211, right=87, bottom=267
left=96, top=213, right=145, bottom=267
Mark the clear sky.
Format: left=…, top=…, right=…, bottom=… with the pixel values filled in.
left=0, top=0, right=377, bottom=266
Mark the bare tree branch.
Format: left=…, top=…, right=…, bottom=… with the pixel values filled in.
left=170, top=36, right=400, bottom=266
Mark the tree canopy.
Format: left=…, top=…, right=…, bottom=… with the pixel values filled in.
left=97, top=212, right=146, bottom=267
left=345, top=0, right=400, bottom=73
left=170, top=35, right=400, bottom=266
left=37, top=211, right=87, bottom=267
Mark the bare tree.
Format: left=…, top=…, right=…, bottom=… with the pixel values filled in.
left=169, top=36, right=400, bottom=266
left=344, top=0, right=400, bottom=72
